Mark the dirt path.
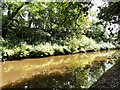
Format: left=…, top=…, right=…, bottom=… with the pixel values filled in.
left=89, top=62, right=120, bottom=89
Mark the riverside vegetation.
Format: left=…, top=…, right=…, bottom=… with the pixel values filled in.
left=1, top=1, right=120, bottom=61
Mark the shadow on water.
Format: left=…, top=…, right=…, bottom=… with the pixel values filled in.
left=1, top=50, right=120, bottom=90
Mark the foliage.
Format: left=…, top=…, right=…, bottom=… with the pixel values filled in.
left=1, top=36, right=116, bottom=61
left=1, top=1, right=119, bottom=61
left=116, top=57, right=120, bottom=64
left=98, top=1, right=120, bottom=43
left=2, top=2, right=91, bottom=41
left=98, top=2, right=120, bottom=24
left=86, top=23, right=105, bottom=42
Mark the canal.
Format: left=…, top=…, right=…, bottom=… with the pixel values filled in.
left=1, top=50, right=120, bottom=89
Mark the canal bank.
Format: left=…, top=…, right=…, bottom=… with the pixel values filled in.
left=89, top=57, right=120, bottom=89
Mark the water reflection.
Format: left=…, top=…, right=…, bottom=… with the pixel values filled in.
left=1, top=50, right=120, bottom=89
left=73, top=60, right=115, bottom=89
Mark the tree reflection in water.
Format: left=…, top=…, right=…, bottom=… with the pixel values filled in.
left=73, top=59, right=115, bottom=89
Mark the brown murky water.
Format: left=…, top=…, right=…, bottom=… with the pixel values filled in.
left=1, top=50, right=120, bottom=89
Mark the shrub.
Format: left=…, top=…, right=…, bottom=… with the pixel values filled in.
left=1, top=35, right=117, bottom=61
left=53, top=44, right=65, bottom=55
left=99, top=42, right=115, bottom=50
left=68, top=38, right=80, bottom=53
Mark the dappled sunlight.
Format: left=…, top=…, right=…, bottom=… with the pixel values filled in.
left=1, top=1, right=120, bottom=89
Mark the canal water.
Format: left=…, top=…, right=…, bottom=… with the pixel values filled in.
left=1, top=50, right=120, bottom=89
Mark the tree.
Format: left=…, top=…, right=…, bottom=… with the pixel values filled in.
left=2, top=1, right=30, bottom=38
left=2, top=2, right=92, bottom=42
left=98, top=1, right=120, bottom=42
left=98, top=1, right=120, bottom=24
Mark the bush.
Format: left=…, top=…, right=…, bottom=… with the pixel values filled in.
left=1, top=36, right=117, bottom=61
left=68, top=38, right=80, bottom=53
left=99, top=42, right=115, bottom=50
left=53, top=44, right=65, bottom=55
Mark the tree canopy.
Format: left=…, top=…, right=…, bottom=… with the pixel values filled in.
left=1, top=1, right=120, bottom=61
left=98, top=1, right=120, bottom=42
left=2, top=2, right=92, bottom=41
left=98, top=1, right=120, bottom=24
